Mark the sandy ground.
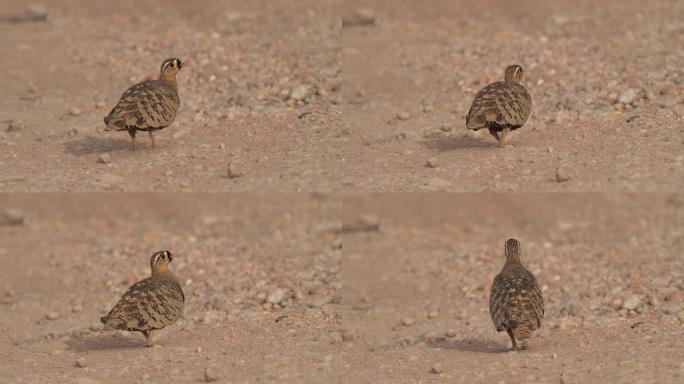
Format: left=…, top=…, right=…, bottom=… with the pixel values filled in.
left=341, top=0, right=684, bottom=191
left=1, top=1, right=341, bottom=192
left=0, top=195, right=343, bottom=383
left=341, top=194, right=684, bottom=383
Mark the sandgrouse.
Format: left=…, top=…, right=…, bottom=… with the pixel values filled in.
left=489, top=239, right=544, bottom=350
left=466, top=65, right=532, bottom=147
left=104, top=58, right=186, bottom=150
left=101, top=250, right=185, bottom=347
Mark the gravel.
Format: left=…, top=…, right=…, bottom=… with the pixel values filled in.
left=290, top=85, right=310, bottom=101
left=555, top=166, right=571, bottom=183
left=267, top=288, right=286, bottom=304
left=617, top=89, right=638, bottom=105
left=97, top=154, right=111, bottom=164
left=6, top=119, right=24, bottom=132
left=75, top=357, right=87, bottom=368
left=227, top=163, right=244, bottom=179
left=0, top=209, right=25, bottom=226
left=45, top=311, right=59, bottom=320
left=396, top=111, right=411, bottom=121
left=622, top=295, right=641, bottom=311
left=203, top=367, right=219, bottom=383
left=430, top=363, right=443, bottom=374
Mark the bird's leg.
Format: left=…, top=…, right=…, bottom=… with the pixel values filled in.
left=128, top=128, right=137, bottom=151
left=141, top=330, right=154, bottom=347
left=498, top=127, right=511, bottom=147
left=488, top=128, right=500, bottom=142
left=148, top=131, right=156, bottom=148
left=506, top=328, right=517, bottom=351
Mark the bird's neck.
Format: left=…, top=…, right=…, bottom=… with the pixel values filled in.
left=160, top=73, right=178, bottom=90
left=152, top=267, right=177, bottom=281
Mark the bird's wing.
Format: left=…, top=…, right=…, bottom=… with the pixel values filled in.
left=104, top=81, right=179, bottom=130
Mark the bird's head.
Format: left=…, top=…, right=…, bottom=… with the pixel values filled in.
left=504, top=238, right=522, bottom=264
left=150, top=250, right=174, bottom=275
left=160, top=58, right=188, bottom=81
left=504, top=65, right=524, bottom=84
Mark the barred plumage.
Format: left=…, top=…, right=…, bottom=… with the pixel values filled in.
left=466, top=65, right=532, bottom=147
left=489, top=239, right=544, bottom=350
left=104, top=58, right=185, bottom=150
left=101, top=251, right=184, bottom=347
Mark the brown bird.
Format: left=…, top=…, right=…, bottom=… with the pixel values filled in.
left=104, top=58, right=186, bottom=150
left=466, top=65, right=532, bottom=147
left=101, top=250, right=185, bottom=347
left=489, top=239, right=544, bottom=350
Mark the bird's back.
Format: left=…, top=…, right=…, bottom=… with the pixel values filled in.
left=104, top=80, right=180, bottom=132
left=466, top=81, right=531, bottom=130
left=101, top=275, right=184, bottom=331
left=489, top=263, right=544, bottom=338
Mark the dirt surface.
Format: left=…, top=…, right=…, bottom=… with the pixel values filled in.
left=341, top=0, right=684, bottom=191
left=1, top=1, right=341, bottom=192
left=0, top=195, right=343, bottom=383
left=341, top=194, right=684, bottom=383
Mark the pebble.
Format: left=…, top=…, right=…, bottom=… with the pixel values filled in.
left=98, top=173, right=124, bottom=187
left=196, top=346, right=203, bottom=354
left=342, top=8, right=376, bottom=27
left=45, top=311, right=59, bottom=320
left=227, top=163, right=244, bottom=179
left=401, top=317, right=415, bottom=326
left=624, top=111, right=640, bottom=123
left=657, top=97, right=677, bottom=108
left=622, top=295, right=640, bottom=311
left=431, top=363, right=443, bottom=374
left=6, top=119, right=24, bottom=132
left=94, top=101, right=106, bottom=109
left=97, top=154, right=111, bottom=164
left=0, top=209, right=25, bottom=226
left=426, top=157, right=438, bottom=169
left=439, top=124, right=452, bottom=132
left=445, top=329, right=457, bottom=338
left=555, top=166, right=570, bottom=183
left=306, top=296, right=327, bottom=309
left=267, top=288, right=286, bottom=304
left=204, top=367, right=219, bottom=382
left=396, top=111, right=411, bottom=121
left=617, top=89, right=637, bottom=105
left=69, top=107, right=83, bottom=116
left=75, top=357, right=87, bottom=368
left=662, top=303, right=681, bottom=315
left=290, top=85, right=310, bottom=101
left=89, top=323, right=104, bottom=332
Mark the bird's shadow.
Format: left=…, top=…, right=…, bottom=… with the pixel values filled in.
left=66, top=333, right=146, bottom=352
left=63, top=135, right=131, bottom=156
left=424, top=336, right=509, bottom=354
left=420, top=135, right=497, bottom=152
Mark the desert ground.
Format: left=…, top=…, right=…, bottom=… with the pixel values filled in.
left=341, top=0, right=684, bottom=191
left=341, top=194, right=684, bottom=383
left=0, top=194, right=343, bottom=383
left=1, top=0, right=341, bottom=192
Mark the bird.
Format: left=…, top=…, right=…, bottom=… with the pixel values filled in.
left=104, top=58, right=186, bottom=150
left=489, top=239, right=544, bottom=350
left=101, top=250, right=185, bottom=347
left=465, top=65, right=532, bottom=147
